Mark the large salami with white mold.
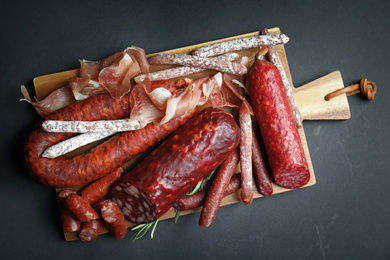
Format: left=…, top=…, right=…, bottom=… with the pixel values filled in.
left=246, top=56, right=310, bottom=189
left=109, top=107, right=240, bottom=224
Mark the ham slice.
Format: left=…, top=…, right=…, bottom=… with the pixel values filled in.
left=129, top=72, right=245, bottom=125
left=20, top=85, right=77, bottom=117
left=23, top=47, right=150, bottom=117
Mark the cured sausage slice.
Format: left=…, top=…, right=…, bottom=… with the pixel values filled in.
left=101, top=200, right=127, bottom=239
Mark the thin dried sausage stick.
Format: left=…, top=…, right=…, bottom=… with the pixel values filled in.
left=42, top=131, right=116, bottom=158
left=261, top=28, right=302, bottom=127
left=135, top=53, right=240, bottom=83
left=101, top=200, right=127, bottom=239
left=24, top=83, right=196, bottom=188
left=134, top=66, right=204, bottom=83
left=174, top=174, right=241, bottom=211
left=148, top=53, right=247, bottom=75
left=199, top=149, right=239, bottom=227
left=81, top=167, right=124, bottom=205
left=191, top=33, right=290, bottom=57
left=64, top=194, right=100, bottom=222
left=42, top=118, right=146, bottom=133
left=110, top=107, right=240, bottom=224
left=246, top=53, right=310, bottom=189
left=239, top=99, right=253, bottom=205
left=57, top=190, right=81, bottom=232
left=79, top=219, right=104, bottom=242
left=252, top=130, right=273, bottom=197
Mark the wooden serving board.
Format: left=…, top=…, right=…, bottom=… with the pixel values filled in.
left=33, top=28, right=350, bottom=241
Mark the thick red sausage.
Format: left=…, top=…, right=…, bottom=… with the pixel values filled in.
left=64, top=194, right=100, bottom=222
left=246, top=56, right=310, bottom=189
left=57, top=190, right=81, bottom=232
left=101, top=200, right=127, bottom=239
left=24, top=80, right=195, bottom=188
left=199, top=149, right=239, bottom=227
left=79, top=219, right=104, bottom=242
left=174, top=174, right=241, bottom=211
left=81, top=167, right=124, bottom=205
left=110, top=107, right=240, bottom=224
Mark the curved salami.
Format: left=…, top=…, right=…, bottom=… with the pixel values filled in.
left=110, top=107, right=240, bottom=224
left=24, top=81, right=195, bottom=188
left=246, top=55, right=310, bottom=189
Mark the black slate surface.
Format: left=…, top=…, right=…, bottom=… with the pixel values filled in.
left=1, top=0, right=389, bottom=259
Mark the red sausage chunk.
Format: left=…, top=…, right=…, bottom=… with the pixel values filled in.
left=110, top=107, right=240, bottom=224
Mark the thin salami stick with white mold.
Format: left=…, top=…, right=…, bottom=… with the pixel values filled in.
left=199, top=149, right=239, bottom=227
left=42, top=131, right=116, bottom=158
left=261, top=28, right=302, bottom=127
left=135, top=52, right=240, bottom=83
left=239, top=99, right=254, bottom=205
left=173, top=174, right=241, bottom=211
left=41, top=118, right=147, bottom=133
left=147, top=53, right=247, bottom=75
left=135, top=66, right=204, bottom=83
left=191, top=33, right=290, bottom=57
left=252, top=129, right=273, bottom=197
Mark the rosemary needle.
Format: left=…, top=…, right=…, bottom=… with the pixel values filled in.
left=131, top=219, right=159, bottom=241
left=174, top=209, right=181, bottom=223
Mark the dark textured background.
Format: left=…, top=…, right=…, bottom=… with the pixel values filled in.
left=1, top=0, right=389, bottom=259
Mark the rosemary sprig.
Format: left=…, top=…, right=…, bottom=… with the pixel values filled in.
left=131, top=219, right=159, bottom=241
left=174, top=209, right=181, bottom=223
left=186, top=170, right=215, bottom=196
left=186, top=180, right=203, bottom=196
left=176, top=170, right=215, bottom=223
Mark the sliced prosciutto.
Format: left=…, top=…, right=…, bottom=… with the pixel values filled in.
left=71, top=46, right=150, bottom=100
left=20, top=85, right=77, bottom=117
left=129, top=72, right=247, bottom=125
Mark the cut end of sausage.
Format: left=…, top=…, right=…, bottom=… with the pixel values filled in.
left=274, top=164, right=310, bottom=189
left=110, top=183, right=157, bottom=224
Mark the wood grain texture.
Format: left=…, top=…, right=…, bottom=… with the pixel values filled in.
left=32, top=28, right=350, bottom=241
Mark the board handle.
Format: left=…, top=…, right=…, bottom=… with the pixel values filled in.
left=294, top=71, right=351, bottom=121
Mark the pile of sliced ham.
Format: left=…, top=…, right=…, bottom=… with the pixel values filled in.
left=21, top=46, right=149, bottom=117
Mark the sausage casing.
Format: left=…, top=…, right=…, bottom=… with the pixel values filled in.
left=110, top=107, right=240, bottom=224
left=246, top=59, right=310, bottom=189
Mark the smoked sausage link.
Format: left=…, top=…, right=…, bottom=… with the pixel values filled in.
left=24, top=81, right=195, bottom=188
left=110, top=107, right=240, bottom=224
left=246, top=58, right=310, bottom=189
